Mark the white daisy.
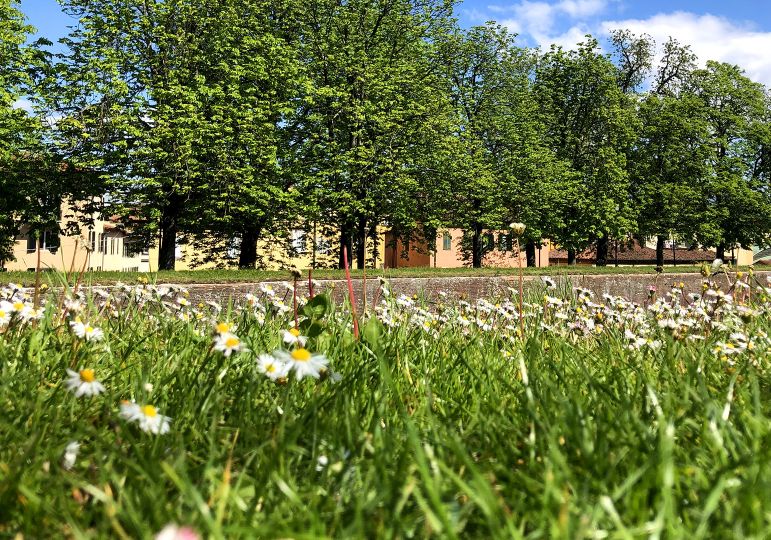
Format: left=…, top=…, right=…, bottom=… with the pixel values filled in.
left=0, top=303, right=10, bottom=326
left=282, top=327, right=307, bottom=347
left=66, top=368, right=106, bottom=397
left=257, top=353, right=291, bottom=381
left=62, top=441, right=80, bottom=470
left=214, top=321, right=236, bottom=335
left=274, top=348, right=329, bottom=380
left=69, top=321, right=104, bottom=341
left=213, top=332, right=246, bottom=356
left=120, top=401, right=171, bottom=434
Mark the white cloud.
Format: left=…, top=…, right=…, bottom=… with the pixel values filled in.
left=494, top=0, right=608, bottom=49
left=600, top=12, right=771, bottom=87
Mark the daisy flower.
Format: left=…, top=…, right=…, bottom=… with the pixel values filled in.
left=66, top=368, right=106, bottom=397
left=257, top=353, right=291, bottom=381
left=213, top=332, right=246, bottom=356
left=214, top=321, right=235, bottom=334
left=0, top=303, right=10, bottom=326
left=274, top=348, right=329, bottom=380
left=62, top=441, right=80, bottom=470
left=120, top=401, right=171, bottom=434
left=282, top=327, right=307, bottom=347
left=70, top=321, right=104, bottom=341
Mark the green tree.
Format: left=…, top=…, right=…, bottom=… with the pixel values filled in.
left=0, top=0, right=61, bottom=265
left=534, top=37, right=636, bottom=265
left=690, top=61, right=771, bottom=260
left=437, top=24, right=563, bottom=267
left=52, top=0, right=300, bottom=270
left=293, top=0, right=456, bottom=269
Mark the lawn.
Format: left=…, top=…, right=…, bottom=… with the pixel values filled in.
left=0, top=274, right=769, bottom=537
left=0, top=263, right=717, bottom=287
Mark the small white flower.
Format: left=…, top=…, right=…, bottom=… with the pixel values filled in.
left=273, top=348, right=329, bottom=380
left=62, top=441, right=80, bottom=470
left=257, top=353, right=291, bottom=381
left=541, top=276, right=557, bottom=289
left=282, top=327, right=308, bottom=347
left=69, top=321, right=104, bottom=341
left=120, top=401, right=171, bottom=434
left=213, top=332, right=247, bottom=356
left=316, top=454, right=329, bottom=471
left=144, top=382, right=154, bottom=393
left=214, top=321, right=236, bottom=335
left=66, top=368, right=106, bottom=397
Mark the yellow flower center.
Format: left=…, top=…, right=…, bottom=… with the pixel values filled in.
left=142, top=405, right=157, bottom=417
left=13, top=302, right=24, bottom=311
left=216, top=322, right=231, bottom=333
left=266, top=364, right=276, bottom=373
left=85, top=326, right=94, bottom=334
left=0, top=310, right=5, bottom=318
left=79, top=369, right=96, bottom=383
left=225, top=336, right=240, bottom=348
left=291, top=348, right=311, bottom=362
left=289, top=328, right=300, bottom=337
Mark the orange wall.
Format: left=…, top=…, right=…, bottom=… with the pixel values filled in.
left=386, top=229, right=550, bottom=268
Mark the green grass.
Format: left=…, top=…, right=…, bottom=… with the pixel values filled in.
left=0, top=263, right=716, bottom=287
left=1, top=279, right=770, bottom=537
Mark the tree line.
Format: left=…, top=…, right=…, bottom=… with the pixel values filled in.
left=2, top=0, right=771, bottom=270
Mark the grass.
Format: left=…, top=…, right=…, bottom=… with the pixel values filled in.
left=0, top=263, right=718, bottom=287
left=1, top=276, right=770, bottom=537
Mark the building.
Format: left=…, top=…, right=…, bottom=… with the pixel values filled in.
left=2, top=200, right=147, bottom=272
left=383, top=228, right=550, bottom=268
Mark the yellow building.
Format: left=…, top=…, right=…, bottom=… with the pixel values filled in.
left=2, top=199, right=147, bottom=272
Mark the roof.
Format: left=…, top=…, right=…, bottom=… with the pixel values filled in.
left=550, top=241, right=716, bottom=264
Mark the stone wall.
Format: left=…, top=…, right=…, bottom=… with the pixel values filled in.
left=175, top=271, right=770, bottom=307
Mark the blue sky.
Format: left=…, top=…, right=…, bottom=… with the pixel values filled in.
left=18, top=0, right=771, bottom=86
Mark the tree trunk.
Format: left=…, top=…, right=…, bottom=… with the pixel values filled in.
left=716, top=244, right=725, bottom=261
left=596, top=236, right=608, bottom=267
left=338, top=224, right=352, bottom=270
left=238, top=227, right=260, bottom=269
left=656, top=235, right=665, bottom=268
left=158, top=205, right=179, bottom=271
left=567, top=249, right=576, bottom=266
left=471, top=224, right=483, bottom=268
left=525, top=240, right=537, bottom=267
left=355, top=215, right=367, bottom=270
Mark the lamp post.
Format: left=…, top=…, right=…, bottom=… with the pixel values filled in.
left=509, top=222, right=526, bottom=338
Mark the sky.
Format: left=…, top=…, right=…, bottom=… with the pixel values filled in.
left=16, top=0, right=771, bottom=87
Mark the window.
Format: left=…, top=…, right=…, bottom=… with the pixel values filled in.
left=89, top=230, right=96, bottom=252
left=44, top=231, right=60, bottom=254
left=290, top=229, right=307, bottom=255
left=27, top=231, right=59, bottom=253
left=484, top=233, right=494, bottom=251
left=442, top=232, right=452, bottom=251
left=498, top=233, right=512, bottom=252
left=316, top=238, right=331, bottom=255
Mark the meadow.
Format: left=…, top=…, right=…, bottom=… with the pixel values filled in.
left=1, top=271, right=770, bottom=538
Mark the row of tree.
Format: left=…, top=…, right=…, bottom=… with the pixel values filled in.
left=3, top=0, right=771, bottom=269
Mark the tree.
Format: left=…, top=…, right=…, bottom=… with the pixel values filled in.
left=180, top=0, right=304, bottom=269
left=690, top=61, right=771, bottom=259
left=293, top=0, right=456, bottom=269
left=52, top=0, right=299, bottom=270
left=534, top=37, right=636, bottom=265
left=0, top=0, right=62, bottom=265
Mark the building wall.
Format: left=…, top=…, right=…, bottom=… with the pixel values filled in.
left=4, top=201, right=143, bottom=272
left=386, top=229, right=550, bottom=269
